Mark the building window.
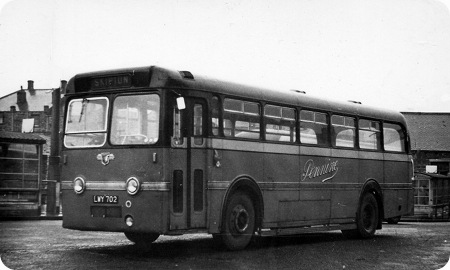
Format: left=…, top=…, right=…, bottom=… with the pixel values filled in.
left=0, top=143, right=40, bottom=189
left=414, top=179, right=429, bottom=205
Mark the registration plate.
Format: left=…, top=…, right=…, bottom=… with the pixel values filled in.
left=93, top=195, right=118, bottom=204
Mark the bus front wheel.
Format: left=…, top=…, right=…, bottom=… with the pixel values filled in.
left=342, top=192, right=379, bottom=239
left=124, top=232, right=159, bottom=247
left=217, top=191, right=256, bottom=251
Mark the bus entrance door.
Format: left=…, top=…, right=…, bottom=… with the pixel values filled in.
left=170, top=98, right=207, bottom=231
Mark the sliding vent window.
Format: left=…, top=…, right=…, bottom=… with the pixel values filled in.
left=331, top=115, right=355, bottom=148
left=300, top=110, right=329, bottom=146
left=359, top=119, right=381, bottom=150
left=110, top=94, right=160, bottom=145
left=64, top=97, right=108, bottom=148
left=265, top=105, right=296, bottom=142
left=223, top=99, right=260, bottom=139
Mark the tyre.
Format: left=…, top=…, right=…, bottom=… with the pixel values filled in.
left=342, top=192, right=379, bottom=239
left=124, top=232, right=160, bottom=247
left=217, top=191, right=256, bottom=251
left=387, top=216, right=401, bottom=224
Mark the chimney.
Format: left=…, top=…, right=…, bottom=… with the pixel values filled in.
left=28, top=80, right=35, bottom=95
left=17, top=89, right=26, bottom=105
left=27, top=80, right=34, bottom=90
left=60, top=80, right=67, bottom=93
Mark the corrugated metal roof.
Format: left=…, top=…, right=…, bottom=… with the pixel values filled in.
left=403, top=112, right=450, bottom=151
left=0, top=131, right=46, bottom=144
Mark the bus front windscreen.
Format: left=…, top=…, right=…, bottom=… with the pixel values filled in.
left=64, top=97, right=109, bottom=148
left=64, top=94, right=160, bottom=148
left=110, top=94, right=160, bottom=145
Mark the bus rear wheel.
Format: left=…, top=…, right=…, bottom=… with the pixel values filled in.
left=217, top=192, right=256, bottom=251
left=342, top=192, right=379, bottom=239
left=124, top=232, right=160, bottom=247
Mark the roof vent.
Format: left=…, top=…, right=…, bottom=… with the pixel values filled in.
left=348, top=100, right=362, bottom=104
left=290, top=89, right=306, bottom=94
left=179, top=71, right=194, bottom=80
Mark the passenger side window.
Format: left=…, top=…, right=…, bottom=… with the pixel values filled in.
left=265, top=105, right=296, bottom=142
left=383, top=123, right=405, bottom=152
left=223, top=99, right=260, bottom=139
left=359, top=119, right=381, bottom=150
left=331, top=115, right=355, bottom=148
left=300, top=110, right=329, bottom=146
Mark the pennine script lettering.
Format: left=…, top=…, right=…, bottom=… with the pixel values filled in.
left=301, top=159, right=339, bottom=182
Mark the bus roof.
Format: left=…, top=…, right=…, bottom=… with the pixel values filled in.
left=66, top=65, right=407, bottom=126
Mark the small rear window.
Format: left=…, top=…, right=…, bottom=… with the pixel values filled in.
left=383, top=123, right=406, bottom=152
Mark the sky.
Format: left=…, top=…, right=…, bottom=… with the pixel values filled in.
left=1, top=0, right=450, bottom=112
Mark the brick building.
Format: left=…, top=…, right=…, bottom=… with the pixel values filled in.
left=403, top=112, right=450, bottom=173
left=0, top=80, right=65, bottom=217
left=0, top=81, right=55, bottom=152
left=403, top=112, right=450, bottom=220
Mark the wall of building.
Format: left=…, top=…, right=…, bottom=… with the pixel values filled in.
left=412, top=150, right=450, bottom=173
left=0, top=109, right=52, bottom=133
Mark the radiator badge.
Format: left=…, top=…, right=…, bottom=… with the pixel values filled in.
left=301, top=159, right=339, bottom=182
left=97, top=152, right=115, bottom=166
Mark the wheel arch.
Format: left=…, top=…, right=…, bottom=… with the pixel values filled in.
left=219, top=175, right=264, bottom=232
left=359, top=179, right=384, bottom=229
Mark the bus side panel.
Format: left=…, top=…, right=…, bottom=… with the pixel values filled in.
left=206, top=189, right=226, bottom=233
left=221, top=148, right=264, bottom=186
left=208, top=145, right=263, bottom=231
left=262, top=145, right=300, bottom=225
left=206, top=146, right=224, bottom=234
left=383, top=185, right=414, bottom=219
left=296, top=147, right=333, bottom=225
left=383, top=153, right=413, bottom=218
left=358, top=152, right=384, bottom=185
left=329, top=149, right=360, bottom=222
left=277, top=200, right=330, bottom=225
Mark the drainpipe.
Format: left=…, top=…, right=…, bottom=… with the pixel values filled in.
left=46, top=87, right=61, bottom=216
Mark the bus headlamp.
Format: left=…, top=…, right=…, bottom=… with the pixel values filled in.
left=73, top=177, right=85, bottom=194
left=126, top=177, right=140, bottom=195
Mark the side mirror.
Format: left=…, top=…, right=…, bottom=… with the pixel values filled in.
left=176, top=97, right=186, bottom=110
